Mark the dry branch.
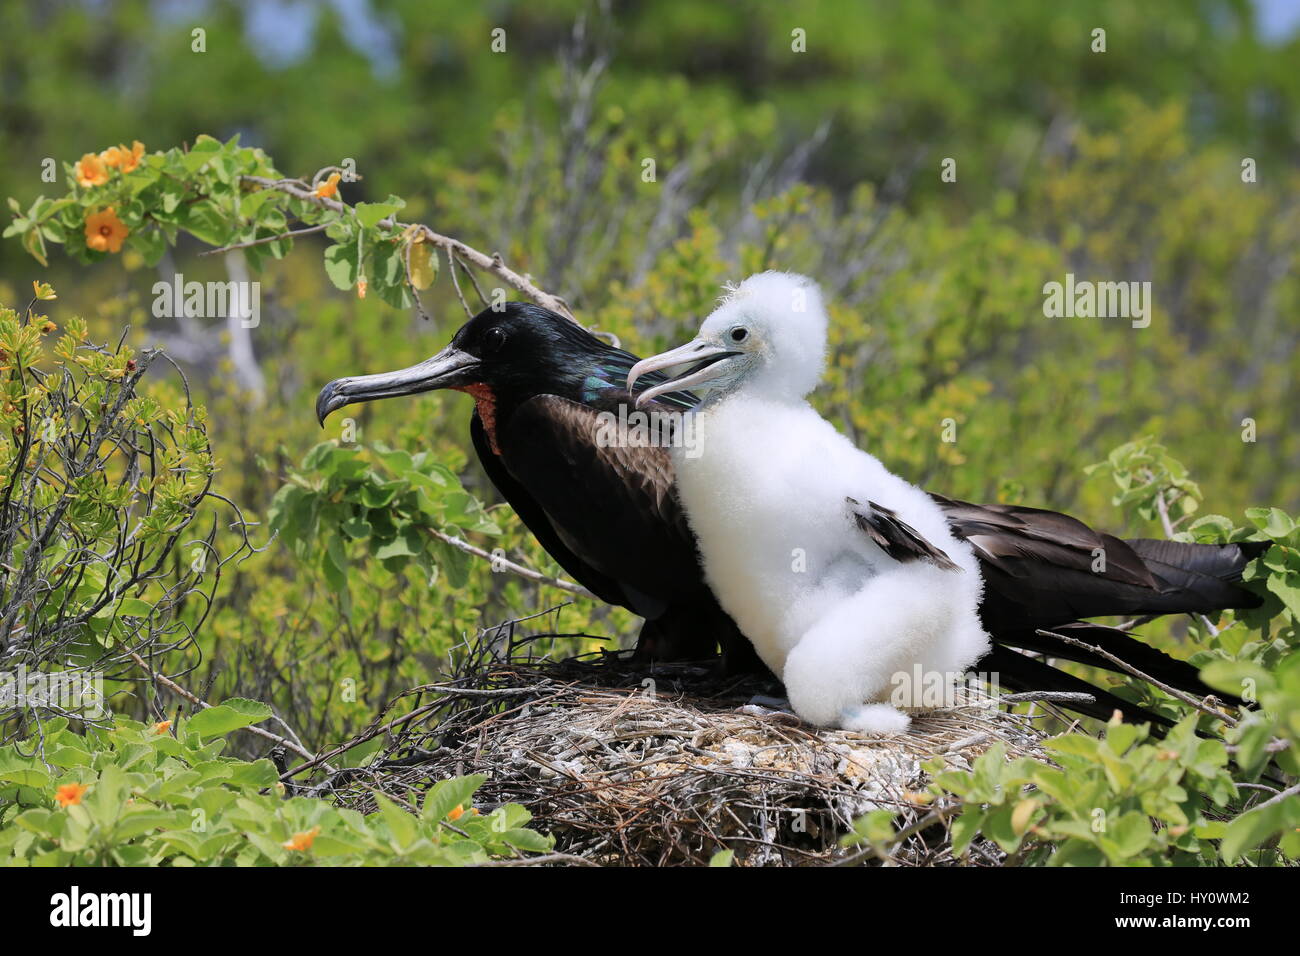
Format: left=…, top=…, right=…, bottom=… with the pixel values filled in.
left=227, top=175, right=576, bottom=321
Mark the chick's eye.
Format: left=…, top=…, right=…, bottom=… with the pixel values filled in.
left=729, top=327, right=749, bottom=344
left=482, top=327, right=507, bottom=354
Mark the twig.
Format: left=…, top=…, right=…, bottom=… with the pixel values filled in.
left=1033, top=629, right=1237, bottom=726
left=426, top=527, right=595, bottom=598
left=1154, top=489, right=1178, bottom=539
left=280, top=699, right=444, bottom=781
left=1243, top=780, right=1300, bottom=812
left=993, top=691, right=1098, bottom=705
left=942, top=732, right=989, bottom=753
left=198, top=222, right=329, bottom=256
left=445, top=248, right=474, bottom=318
left=457, top=256, right=490, bottom=308
left=832, top=802, right=960, bottom=867
left=473, top=852, right=601, bottom=867
left=127, top=651, right=329, bottom=768
left=235, top=175, right=576, bottom=321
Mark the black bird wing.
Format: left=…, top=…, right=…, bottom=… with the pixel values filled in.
left=934, top=494, right=1259, bottom=707
left=931, top=493, right=1261, bottom=629
left=470, top=413, right=631, bottom=609
left=494, top=394, right=706, bottom=617
left=846, top=497, right=960, bottom=571
left=1122, top=537, right=1265, bottom=605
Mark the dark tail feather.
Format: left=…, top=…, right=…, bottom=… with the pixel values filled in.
left=1123, top=538, right=1267, bottom=613
left=977, top=645, right=1175, bottom=729
left=994, top=621, right=1241, bottom=706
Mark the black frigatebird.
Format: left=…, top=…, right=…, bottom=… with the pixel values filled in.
left=317, top=303, right=1264, bottom=726
left=317, top=302, right=763, bottom=673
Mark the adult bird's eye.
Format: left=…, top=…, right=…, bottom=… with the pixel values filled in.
left=482, top=327, right=507, bottom=354
left=730, top=327, right=749, bottom=344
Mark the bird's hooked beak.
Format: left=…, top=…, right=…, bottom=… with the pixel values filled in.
left=316, top=343, right=480, bottom=424
left=626, top=338, right=743, bottom=408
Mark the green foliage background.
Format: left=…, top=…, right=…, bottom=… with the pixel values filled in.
left=0, top=0, right=1298, bottom=850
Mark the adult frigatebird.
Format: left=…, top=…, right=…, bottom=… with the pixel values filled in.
left=317, top=302, right=1264, bottom=726
left=317, top=302, right=763, bottom=673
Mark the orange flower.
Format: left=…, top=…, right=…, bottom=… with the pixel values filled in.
left=282, top=826, right=321, bottom=852
left=315, top=172, right=341, bottom=199
left=102, top=140, right=145, bottom=173
left=356, top=276, right=367, bottom=299
left=448, top=805, right=465, bottom=821
left=74, top=153, right=109, bottom=188
left=153, top=720, right=171, bottom=735
left=56, top=782, right=89, bottom=807
left=84, top=208, right=129, bottom=253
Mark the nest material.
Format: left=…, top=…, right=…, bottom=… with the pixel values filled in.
left=324, top=635, right=1056, bottom=866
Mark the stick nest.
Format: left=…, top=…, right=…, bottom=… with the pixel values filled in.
left=323, top=634, right=1053, bottom=866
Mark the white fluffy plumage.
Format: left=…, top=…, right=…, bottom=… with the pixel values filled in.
left=658, top=272, right=989, bottom=734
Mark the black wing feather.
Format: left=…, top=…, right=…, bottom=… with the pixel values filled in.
left=847, top=497, right=960, bottom=571
left=977, top=645, right=1176, bottom=728
left=497, top=394, right=707, bottom=615
left=932, top=493, right=1262, bottom=630
left=470, top=413, right=630, bottom=608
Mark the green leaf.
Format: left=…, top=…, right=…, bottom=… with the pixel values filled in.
left=180, top=200, right=230, bottom=245
left=115, top=598, right=155, bottom=618
left=374, top=792, right=418, bottom=849
left=374, top=529, right=422, bottom=562
left=409, top=240, right=438, bottom=289
left=1221, top=798, right=1300, bottom=862
left=321, top=546, right=348, bottom=592
left=185, top=699, right=273, bottom=739
left=323, top=240, right=360, bottom=290
left=180, top=136, right=223, bottom=172
left=1104, top=721, right=1140, bottom=757
left=1246, top=507, right=1294, bottom=539
left=341, top=516, right=373, bottom=540
left=0, top=754, right=51, bottom=789
left=360, top=479, right=402, bottom=509
left=430, top=535, right=472, bottom=588
left=129, top=226, right=167, bottom=266
left=1108, top=812, right=1154, bottom=859
left=354, top=196, right=405, bottom=229
left=982, top=802, right=1023, bottom=853
left=23, top=226, right=49, bottom=266
left=1265, top=568, right=1300, bottom=619
left=225, top=759, right=279, bottom=788
left=502, top=828, right=554, bottom=853
left=1200, top=660, right=1273, bottom=700
left=422, top=774, right=485, bottom=823
left=950, top=807, right=984, bottom=857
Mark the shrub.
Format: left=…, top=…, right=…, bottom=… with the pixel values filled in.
left=0, top=294, right=247, bottom=741
left=0, top=714, right=550, bottom=866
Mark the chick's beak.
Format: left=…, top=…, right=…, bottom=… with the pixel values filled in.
left=626, top=338, right=742, bottom=408
left=316, top=344, right=480, bottom=425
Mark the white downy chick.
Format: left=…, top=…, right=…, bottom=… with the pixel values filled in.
left=628, top=272, right=989, bottom=733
